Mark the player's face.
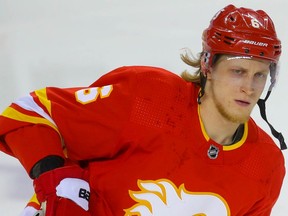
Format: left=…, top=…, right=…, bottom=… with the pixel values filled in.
left=206, top=55, right=271, bottom=123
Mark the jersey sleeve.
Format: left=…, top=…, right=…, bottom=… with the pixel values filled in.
left=0, top=90, right=66, bottom=174
left=0, top=66, right=188, bottom=175
left=0, top=67, right=135, bottom=174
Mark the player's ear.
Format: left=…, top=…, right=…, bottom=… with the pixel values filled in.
left=205, top=69, right=212, bottom=80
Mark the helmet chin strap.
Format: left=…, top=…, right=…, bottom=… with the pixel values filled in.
left=257, top=90, right=287, bottom=150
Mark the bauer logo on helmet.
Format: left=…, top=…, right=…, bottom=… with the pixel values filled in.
left=242, top=40, right=268, bottom=47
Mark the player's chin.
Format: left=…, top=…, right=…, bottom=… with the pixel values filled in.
left=228, top=110, right=251, bottom=124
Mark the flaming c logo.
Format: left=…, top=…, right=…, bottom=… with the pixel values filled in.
left=124, top=179, right=230, bottom=216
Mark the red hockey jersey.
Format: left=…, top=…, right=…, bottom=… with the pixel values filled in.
left=0, top=66, right=285, bottom=215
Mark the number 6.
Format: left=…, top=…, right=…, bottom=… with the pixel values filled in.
left=75, top=85, right=113, bottom=104
left=251, top=18, right=260, bottom=28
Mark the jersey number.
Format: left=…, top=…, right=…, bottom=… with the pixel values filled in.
left=75, top=85, right=113, bottom=104
left=251, top=18, right=260, bottom=28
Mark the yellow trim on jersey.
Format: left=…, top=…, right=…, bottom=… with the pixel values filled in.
left=28, top=193, right=40, bottom=205
left=197, top=104, right=248, bottom=150
left=223, top=122, right=248, bottom=151
left=35, top=88, right=52, bottom=116
left=2, top=107, right=59, bottom=133
left=198, top=105, right=209, bottom=141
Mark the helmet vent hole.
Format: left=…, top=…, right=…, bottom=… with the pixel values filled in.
left=229, top=16, right=235, bottom=22
left=275, top=50, right=281, bottom=55
left=224, top=40, right=232, bottom=45
left=224, top=36, right=234, bottom=41
left=223, top=36, right=235, bottom=45
left=213, top=32, right=222, bottom=40
left=244, top=49, right=250, bottom=53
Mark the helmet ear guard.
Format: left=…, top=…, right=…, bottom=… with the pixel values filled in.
left=200, top=51, right=210, bottom=75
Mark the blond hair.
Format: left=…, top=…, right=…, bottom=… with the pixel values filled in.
left=180, top=50, right=203, bottom=84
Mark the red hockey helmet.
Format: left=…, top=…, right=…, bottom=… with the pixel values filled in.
left=202, top=4, right=281, bottom=68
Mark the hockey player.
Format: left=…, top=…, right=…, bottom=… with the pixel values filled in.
left=0, top=4, right=286, bottom=216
